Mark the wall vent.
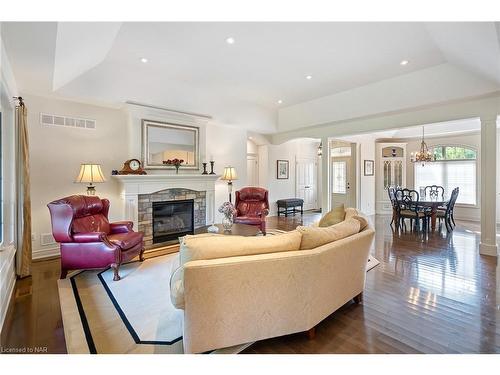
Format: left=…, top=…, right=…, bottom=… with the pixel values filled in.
left=40, top=233, right=56, bottom=246
left=40, top=113, right=96, bottom=130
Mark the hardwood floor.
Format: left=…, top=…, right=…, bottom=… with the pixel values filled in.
left=1, top=213, right=499, bottom=353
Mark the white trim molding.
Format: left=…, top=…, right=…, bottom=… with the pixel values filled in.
left=112, top=174, right=220, bottom=229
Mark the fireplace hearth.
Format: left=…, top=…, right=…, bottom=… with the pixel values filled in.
left=152, top=199, right=194, bottom=244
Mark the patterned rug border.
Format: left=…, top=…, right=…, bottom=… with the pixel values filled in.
left=96, top=264, right=183, bottom=347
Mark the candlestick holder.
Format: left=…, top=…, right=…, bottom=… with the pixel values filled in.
left=209, top=161, right=216, bottom=175
left=201, top=162, right=208, bottom=175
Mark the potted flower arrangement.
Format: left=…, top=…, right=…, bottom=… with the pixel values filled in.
left=218, top=201, right=237, bottom=231
left=163, top=158, right=184, bottom=174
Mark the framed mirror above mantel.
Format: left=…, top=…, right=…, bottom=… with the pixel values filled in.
left=142, top=119, right=200, bottom=170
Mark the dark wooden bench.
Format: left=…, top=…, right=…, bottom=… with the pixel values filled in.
left=277, top=198, right=304, bottom=217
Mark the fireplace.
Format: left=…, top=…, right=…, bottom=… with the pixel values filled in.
left=152, top=199, right=194, bottom=244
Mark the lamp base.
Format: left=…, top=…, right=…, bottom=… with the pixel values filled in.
left=86, top=185, right=96, bottom=195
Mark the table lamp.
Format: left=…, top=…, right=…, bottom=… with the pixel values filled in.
left=220, top=166, right=238, bottom=203
left=75, top=163, right=106, bottom=195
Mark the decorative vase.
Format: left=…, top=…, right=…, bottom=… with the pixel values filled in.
left=175, top=165, right=180, bottom=174
left=222, top=214, right=234, bottom=231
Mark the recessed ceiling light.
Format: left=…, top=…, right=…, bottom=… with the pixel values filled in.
left=400, top=60, right=409, bottom=66
left=306, top=75, right=312, bottom=80
left=277, top=99, right=283, bottom=104
left=140, top=58, right=148, bottom=63
left=226, top=37, right=235, bottom=45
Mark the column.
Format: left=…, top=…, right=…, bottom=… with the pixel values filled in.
left=321, top=136, right=330, bottom=215
left=480, top=116, right=498, bottom=256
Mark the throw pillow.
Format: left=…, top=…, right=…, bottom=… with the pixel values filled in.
left=344, top=207, right=359, bottom=221
left=296, top=218, right=361, bottom=250
left=318, top=204, right=345, bottom=227
left=351, top=215, right=369, bottom=231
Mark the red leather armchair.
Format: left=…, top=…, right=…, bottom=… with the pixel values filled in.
left=234, top=187, right=270, bottom=235
left=47, top=195, right=144, bottom=281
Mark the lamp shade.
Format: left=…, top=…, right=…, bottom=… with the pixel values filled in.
left=221, top=166, right=238, bottom=181
left=75, top=164, right=106, bottom=184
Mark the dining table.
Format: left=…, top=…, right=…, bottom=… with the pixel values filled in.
left=416, top=196, right=450, bottom=231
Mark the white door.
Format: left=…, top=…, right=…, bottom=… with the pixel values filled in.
left=247, top=155, right=259, bottom=186
left=331, top=157, right=354, bottom=209
left=296, top=157, right=318, bottom=210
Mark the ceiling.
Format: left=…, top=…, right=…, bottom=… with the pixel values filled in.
left=2, top=22, right=500, bottom=133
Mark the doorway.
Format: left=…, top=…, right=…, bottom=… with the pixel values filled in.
left=296, top=157, right=318, bottom=210
left=247, top=154, right=259, bottom=186
left=331, top=141, right=356, bottom=209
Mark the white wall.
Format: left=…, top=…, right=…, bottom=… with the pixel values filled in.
left=0, top=27, right=18, bottom=335
left=206, top=123, right=248, bottom=222
left=246, top=139, right=258, bottom=154
left=259, top=139, right=320, bottom=215
left=25, top=94, right=129, bottom=258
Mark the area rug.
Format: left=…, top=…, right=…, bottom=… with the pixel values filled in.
left=58, top=235, right=379, bottom=354
left=58, top=253, right=253, bottom=354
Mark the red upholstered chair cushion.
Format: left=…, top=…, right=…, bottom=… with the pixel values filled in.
left=108, top=232, right=143, bottom=250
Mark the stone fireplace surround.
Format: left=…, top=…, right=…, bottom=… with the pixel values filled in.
left=139, top=188, right=205, bottom=248
left=112, top=174, right=219, bottom=250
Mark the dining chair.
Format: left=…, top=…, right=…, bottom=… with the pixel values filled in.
left=437, top=187, right=459, bottom=231
left=387, top=187, right=399, bottom=227
left=395, top=188, right=429, bottom=232
left=424, top=185, right=445, bottom=199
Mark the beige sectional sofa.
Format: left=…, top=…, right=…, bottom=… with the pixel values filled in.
left=170, top=208, right=375, bottom=354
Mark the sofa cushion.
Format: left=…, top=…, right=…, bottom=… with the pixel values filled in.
left=318, top=204, right=345, bottom=227
left=296, top=218, right=361, bottom=250
left=179, top=230, right=302, bottom=265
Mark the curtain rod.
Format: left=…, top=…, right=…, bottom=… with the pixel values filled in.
left=13, top=96, right=24, bottom=107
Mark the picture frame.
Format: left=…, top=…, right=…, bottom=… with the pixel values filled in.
left=276, top=160, right=289, bottom=179
left=364, top=160, right=374, bottom=176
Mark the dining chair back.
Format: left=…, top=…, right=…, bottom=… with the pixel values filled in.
left=395, top=188, right=419, bottom=211
left=395, top=188, right=430, bottom=231
left=388, top=187, right=399, bottom=226
left=438, top=187, right=459, bottom=231
left=424, top=185, right=445, bottom=199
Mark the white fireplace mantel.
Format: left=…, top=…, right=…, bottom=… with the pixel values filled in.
left=112, top=174, right=220, bottom=229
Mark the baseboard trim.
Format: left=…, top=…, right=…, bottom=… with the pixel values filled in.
left=0, top=245, right=16, bottom=336
left=32, top=246, right=60, bottom=260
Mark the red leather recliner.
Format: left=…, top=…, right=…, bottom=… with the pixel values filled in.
left=47, top=195, right=144, bottom=281
left=234, top=187, right=269, bottom=235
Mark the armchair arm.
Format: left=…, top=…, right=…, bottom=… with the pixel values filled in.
left=110, top=221, right=134, bottom=234
left=260, top=208, right=270, bottom=217
left=72, top=232, right=108, bottom=243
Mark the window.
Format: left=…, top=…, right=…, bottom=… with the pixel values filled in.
left=332, top=161, right=347, bottom=194
left=415, top=145, right=477, bottom=205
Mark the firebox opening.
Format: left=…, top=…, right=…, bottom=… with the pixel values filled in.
left=152, top=199, right=194, bottom=244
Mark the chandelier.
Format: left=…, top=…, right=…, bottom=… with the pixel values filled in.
left=410, top=126, right=434, bottom=166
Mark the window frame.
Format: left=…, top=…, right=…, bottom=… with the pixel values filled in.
left=415, top=144, right=479, bottom=208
